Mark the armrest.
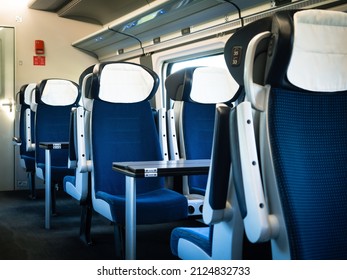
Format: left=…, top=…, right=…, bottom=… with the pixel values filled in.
left=76, top=106, right=92, bottom=173
left=167, top=108, right=180, bottom=160
left=68, top=108, right=77, bottom=169
left=25, top=108, right=35, bottom=152
left=244, top=31, right=271, bottom=112
left=157, top=108, right=169, bottom=161
left=203, top=105, right=233, bottom=225
left=236, top=101, right=279, bottom=243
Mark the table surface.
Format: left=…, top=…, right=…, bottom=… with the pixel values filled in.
left=112, top=159, right=210, bottom=178
left=39, top=142, right=69, bottom=150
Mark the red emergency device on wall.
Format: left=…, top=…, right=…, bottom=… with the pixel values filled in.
left=35, top=40, right=45, bottom=55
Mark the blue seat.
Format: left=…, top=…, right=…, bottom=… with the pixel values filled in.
left=170, top=16, right=275, bottom=260
left=236, top=9, right=347, bottom=259
left=88, top=62, right=188, bottom=258
left=165, top=66, right=239, bottom=201
left=63, top=65, right=94, bottom=243
left=170, top=105, right=244, bottom=259
left=35, top=78, right=80, bottom=213
left=13, top=83, right=37, bottom=198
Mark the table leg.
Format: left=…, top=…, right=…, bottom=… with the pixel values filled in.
left=125, top=176, right=136, bottom=260
left=45, top=149, right=51, bottom=229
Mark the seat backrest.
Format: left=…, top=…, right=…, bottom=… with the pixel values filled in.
left=238, top=9, right=347, bottom=260
left=16, top=83, right=36, bottom=168
left=89, top=62, right=163, bottom=219
left=35, top=78, right=79, bottom=181
left=64, top=66, right=94, bottom=202
left=165, top=66, right=240, bottom=196
left=170, top=104, right=245, bottom=260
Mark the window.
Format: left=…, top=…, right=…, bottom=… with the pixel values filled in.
left=168, top=53, right=227, bottom=75
left=164, top=53, right=227, bottom=108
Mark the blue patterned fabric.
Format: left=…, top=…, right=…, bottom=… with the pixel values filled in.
left=97, top=188, right=188, bottom=225
left=268, top=88, right=347, bottom=259
left=170, top=226, right=212, bottom=257
left=35, top=103, right=75, bottom=181
left=92, top=99, right=188, bottom=224
left=183, top=102, right=215, bottom=195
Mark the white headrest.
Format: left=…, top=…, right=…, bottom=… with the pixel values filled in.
left=190, top=67, right=239, bottom=104
left=287, top=10, right=347, bottom=92
left=41, top=79, right=78, bottom=106
left=99, top=63, right=155, bottom=103
left=24, top=83, right=36, bottom=106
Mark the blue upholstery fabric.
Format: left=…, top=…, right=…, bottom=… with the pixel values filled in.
left=97, top=188, right=188, bottom=225
left=92, top=98, right=188, bottom=224
left=268, top=88, right=347, bottom=259
left=165, top=66, right=239, bottom=196
left=170, top=226, right=212, bottom=257
left=182, top=102, right=215, bottom=195
left=92, top=100, right=164, bottom=196
left=35, top=103, right=75, bottom=181
left=170, top=106, right=242, bottom=260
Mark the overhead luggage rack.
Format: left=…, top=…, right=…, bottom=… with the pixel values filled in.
left=70, top=0, right=347, bottom=61
left=71, top=0, right=267, bottom=60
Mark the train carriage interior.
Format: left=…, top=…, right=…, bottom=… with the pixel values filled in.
left=0, top=0, right=347, bottom=266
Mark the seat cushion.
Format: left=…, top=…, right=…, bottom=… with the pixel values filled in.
left=170, top=226, right=212, bottom=257
left=63, top=175, right=75, bottom=191
left=96, top=188, right=188, bottom=225
left=37, top=163, right=74, bottom=182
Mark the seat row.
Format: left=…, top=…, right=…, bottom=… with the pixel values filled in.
left=13, top=8, right=347, bottom=260
left=14, top=59, right=240, bottom=258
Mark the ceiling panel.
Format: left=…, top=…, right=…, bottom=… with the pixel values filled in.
left=29, top=0, right=159, bottom=25
left=58, top=0, right=157, bottom=25
left=29, top=0, right=269, bottom=25
left=29, top=0, right=70, bottom=12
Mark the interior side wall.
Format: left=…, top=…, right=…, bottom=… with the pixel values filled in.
left=0, top=1, right=99, bottom=190
left=0, top=1, right=99, bottom=91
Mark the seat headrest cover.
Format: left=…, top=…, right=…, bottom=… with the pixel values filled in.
left=287, top=10, right=347, bottom=92
left=190, top=67, right=239, bottom=104
left=24, top=83, right=36, bottom=106
left=98, top=63, right=157, bottom=103
left=39, top=79, right=78, bottom=106
left=165, top=66, right=239, bottom=104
